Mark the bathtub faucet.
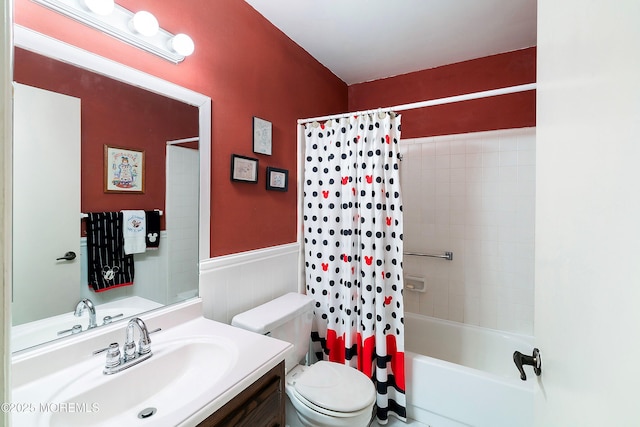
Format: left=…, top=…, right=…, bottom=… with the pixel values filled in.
left=513, top=348, right=542, bottom=381
left=74, top=298, right=97, bottom=329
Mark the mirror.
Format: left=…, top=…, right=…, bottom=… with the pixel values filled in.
left=11, top=26, right=211, bottom=352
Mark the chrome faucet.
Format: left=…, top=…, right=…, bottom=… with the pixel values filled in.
left=124, top=317, right=152, bottom=361
left=74, top=298, right=97, bottom=329
left=93, top=317, right=157, bottom=375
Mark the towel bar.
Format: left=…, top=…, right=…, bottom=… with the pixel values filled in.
left=404, top=251, right=453, bottom=261
left=81, top=209, right=163, bottom=218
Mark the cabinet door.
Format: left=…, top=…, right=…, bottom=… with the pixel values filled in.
left=199, top=362, right=285, bottom=427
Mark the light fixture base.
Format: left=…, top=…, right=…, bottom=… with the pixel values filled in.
left=32, top=0, right=191, bottom=63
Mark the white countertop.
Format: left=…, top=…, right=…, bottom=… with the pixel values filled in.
left=11, top=298, right=292, bottom=427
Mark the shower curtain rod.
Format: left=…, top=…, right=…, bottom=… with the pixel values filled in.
left=297, top=82, right=536, bottom=125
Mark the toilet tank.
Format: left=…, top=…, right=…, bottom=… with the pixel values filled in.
left=231, top=292, right=315, bottom=372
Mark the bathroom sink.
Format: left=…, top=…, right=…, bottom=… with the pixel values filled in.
left=12, top=312, right=292, bottom=427
left=23, top=336, right=237, bottom=427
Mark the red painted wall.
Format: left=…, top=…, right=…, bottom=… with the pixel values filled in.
left=348, top=48, right=536, bottom=139
left=15, top=1, right=534, bottom=257
left=15, top=0, right=347, bottom=257
left=14, top=48, right=198, bottom=233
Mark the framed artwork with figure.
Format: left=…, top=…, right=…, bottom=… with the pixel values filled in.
left=104, top=145, right=145, bottom=193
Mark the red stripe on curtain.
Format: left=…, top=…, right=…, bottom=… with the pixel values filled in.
left=386, top=334, right=405, bottom=390
left=325, top=328, right=405, bottom=392
left=325, top=329, right=345, bottom=364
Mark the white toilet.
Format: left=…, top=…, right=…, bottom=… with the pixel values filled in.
left=231, top=292, right=376, bottom=427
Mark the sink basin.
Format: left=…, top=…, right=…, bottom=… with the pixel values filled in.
left=18, top=336, right=237, bottom=427
left=12, top=313, right=292, bottom=427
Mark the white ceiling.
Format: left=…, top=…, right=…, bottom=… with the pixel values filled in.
left=244, top=0, right=537, bottom=85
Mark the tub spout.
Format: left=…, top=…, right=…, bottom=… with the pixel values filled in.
left=513, top=348, right=542, bottom=381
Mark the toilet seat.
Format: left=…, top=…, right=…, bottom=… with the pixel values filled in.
left=289, top=361, right=376, bottom=414
left=290, top=388, right=373, bottom=419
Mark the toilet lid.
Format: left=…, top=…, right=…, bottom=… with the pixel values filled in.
left=293, top=361, right=376, bottom=413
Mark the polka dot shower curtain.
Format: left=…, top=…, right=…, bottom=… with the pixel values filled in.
left=303, top=111, right=406, bottom=423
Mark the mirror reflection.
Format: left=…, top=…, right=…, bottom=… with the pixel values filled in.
left=12, top=47, right=200, bottom=352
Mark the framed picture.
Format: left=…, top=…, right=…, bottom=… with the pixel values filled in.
left=104, top=145, right=145, bottom=193
left=231, top=154, right=259, bottom=183
left=253, top=116, right=272, bottom=156
left=266, top=167, right=288, bottom=192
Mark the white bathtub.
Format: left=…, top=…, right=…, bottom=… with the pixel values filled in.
left=404, top=312, right=534, bottom=427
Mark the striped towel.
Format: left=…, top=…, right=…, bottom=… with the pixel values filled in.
left=86, top=212, right=134, bottom=292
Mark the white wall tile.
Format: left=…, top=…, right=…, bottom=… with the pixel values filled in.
left=466, top=153, right=483, bottom=168
left=400, top=128, right=535, bottom=335
left=483, top=167, right=500, bottom=183
left=466, top=138, right=483, bottom=154
left=518, top=149, right=536, bottom=166
left=500, top=166, right=519, bottom=183
left=517, top=133, right=536, bottom=151
left=435, top=168, right=450, bottom=182
left=435, top=140, right=451, bottom=155
left=451, top=153, right=466, bottom=169
left=449, top=140, right=467, bottom=155
left=483, top=139, right=501, bottom=153
left=484, top=151, right=500, bottom=168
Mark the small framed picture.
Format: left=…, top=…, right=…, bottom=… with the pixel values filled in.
left=104, top=145, right=145, bottom=193
left=266, top=167, right=288, bottom=192
left=253, top=116, right=272, bottom=156
left=231, top=154, right=259, bottom=183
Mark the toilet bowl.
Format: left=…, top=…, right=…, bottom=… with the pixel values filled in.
left=231, top=292, right=376, bottom=427
left=285, top=362, right=375, bottom=427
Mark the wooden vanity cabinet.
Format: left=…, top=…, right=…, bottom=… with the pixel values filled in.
left=198, top=361, right=285, bottom=427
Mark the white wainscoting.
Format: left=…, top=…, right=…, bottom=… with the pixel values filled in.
left=199, top=243, right=301, bottom=324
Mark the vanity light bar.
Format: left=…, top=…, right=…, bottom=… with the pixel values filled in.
left=32, top=0, right=193, bottom=63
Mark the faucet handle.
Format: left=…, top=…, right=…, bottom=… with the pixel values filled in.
left=57, top=324, right=83, bottom=336
left=138, top=327, right=162, bottom=355
left=102, top=313, right=124, bottom=325
left=513, top=348, right=542, bottom=381
left=138, top=341, right=151, bottom=355
left=138, top=327, right=161, bottom=355
left=123, top=341, right=137, bottom=361
left=93, top=342, right=121, bottom=369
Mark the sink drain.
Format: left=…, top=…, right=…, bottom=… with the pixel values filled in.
left=138, top=407, right=157, bottom=419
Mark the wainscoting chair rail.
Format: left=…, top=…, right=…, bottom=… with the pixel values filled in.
left=404, top=251, right=453, bottom=261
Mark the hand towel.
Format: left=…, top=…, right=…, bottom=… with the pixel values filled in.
left=86, top=212, right=134, bottom=292
left=121, top=210, right=146, bottom=254
left=145, top=210, right=161, bottom=250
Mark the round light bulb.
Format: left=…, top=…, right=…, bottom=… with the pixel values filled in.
left=83, top=0, right=114, bottom=16
left=130, top=11, right=159, bottom=37
left=169, top=33, right=195, bottom=56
